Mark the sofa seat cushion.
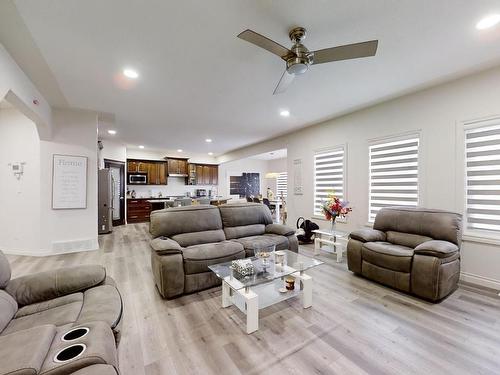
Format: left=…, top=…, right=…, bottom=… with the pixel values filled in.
left=2, top=298, right=83, bottom=335
left=231, top=234, right=289, bottom=256
left=362, top=242, right=414, bottom=273
left=182, top=241, right=245, bottom=274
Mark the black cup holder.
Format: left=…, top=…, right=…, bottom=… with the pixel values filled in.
left=54, top=344, right=86, bottom=363
left=62, top=327, right=89, bottom=342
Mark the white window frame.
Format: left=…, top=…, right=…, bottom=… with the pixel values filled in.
left=313, top=144, right=347, bottom=221
left=457, top=115, right=500, bottom=243
left=275, top=172, right=287, bottom=198
left=368, top=132, right=421, bottom=223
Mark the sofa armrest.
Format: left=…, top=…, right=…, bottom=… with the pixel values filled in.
left=6, top=265, right=106, bottom=306
left=414, top=240, right=459, bottom=258
left=349, top=228, right=386, bottom=243
left=150, top=237, right=182, bottom=255
left=265, top=224, right=295, bottom=236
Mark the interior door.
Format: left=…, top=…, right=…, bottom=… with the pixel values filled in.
left=104, top=160, right=125, bottom=226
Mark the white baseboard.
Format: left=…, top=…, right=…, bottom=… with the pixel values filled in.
left=2, top=238, right=99, bottom=257
left=460, top=271, right=500, bottom=291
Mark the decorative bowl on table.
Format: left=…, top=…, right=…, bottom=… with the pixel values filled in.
left=253, top=244, right=276, bottom=267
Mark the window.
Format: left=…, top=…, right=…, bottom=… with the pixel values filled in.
left=276, top=172, right=287, bottom=198
left=464, top=121, right=500, bottom=234
left=314, top=146, right=345, bottom=216
left=369, top=135, right=420, bottom=222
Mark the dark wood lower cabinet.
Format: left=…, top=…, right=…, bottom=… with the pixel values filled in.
left=127, top=200, right=151, bottom=223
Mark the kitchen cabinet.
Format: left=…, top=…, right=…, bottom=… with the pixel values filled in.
left=167, top=158, right=188, bottom=175
left=189, top=163, right=218, bottom=185
left=127, top=199, right=151, bottom=223
left=127, top=159, right=168, bottom=185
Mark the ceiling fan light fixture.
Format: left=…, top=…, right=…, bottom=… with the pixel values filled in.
left=476, top=14, right=500, bottom=30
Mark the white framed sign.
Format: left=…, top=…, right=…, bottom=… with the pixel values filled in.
left=52, top=154, right=88, bottom=209
left=293, top=158, right=303, bottom=195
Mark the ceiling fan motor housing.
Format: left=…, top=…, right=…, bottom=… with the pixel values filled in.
left=286, top=43, right=312, bottom=74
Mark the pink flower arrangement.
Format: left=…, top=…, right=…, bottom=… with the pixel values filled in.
left=321, top=192, right=352, bottom=221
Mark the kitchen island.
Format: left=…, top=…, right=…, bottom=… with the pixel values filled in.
left=127, top=197, right=231, bottom=223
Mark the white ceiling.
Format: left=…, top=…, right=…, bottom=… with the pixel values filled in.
left=251, top=148, right=287, bottom=160
left=10, top=0, right=500, bottom=155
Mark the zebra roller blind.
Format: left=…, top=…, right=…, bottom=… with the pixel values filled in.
left=465, top=121, right=500, bottom=233
left=276, top=172, right=287, bottom=198
left=369, top=135, right=420, bottom=222
left=314, top=147, right=345, bottom=216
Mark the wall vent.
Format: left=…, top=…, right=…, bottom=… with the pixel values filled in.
left=51, top=238, right=98, bottom=254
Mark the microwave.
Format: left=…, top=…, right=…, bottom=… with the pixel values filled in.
left=128, top=173, right=148, bottom=184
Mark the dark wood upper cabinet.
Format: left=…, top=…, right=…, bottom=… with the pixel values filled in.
left=167, top=158, right=188, bottom=175
left=127, top=159, right=168, bottom=185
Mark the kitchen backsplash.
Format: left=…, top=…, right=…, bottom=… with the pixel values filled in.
left=127, top=176, right=217, bottom=198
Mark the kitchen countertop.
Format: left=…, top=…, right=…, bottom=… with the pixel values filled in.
left=128, top=196, right=231, bottom=201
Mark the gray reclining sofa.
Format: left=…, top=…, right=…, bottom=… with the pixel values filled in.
left=0, top=250, right=122, bottom=375
left=150, top=203, right=298, bottom=299
left=347, top=207, right=462, bottom=301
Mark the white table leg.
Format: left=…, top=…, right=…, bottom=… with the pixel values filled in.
left=294, top=272, right=312, bottom=308
left=314, top=234, right=320, bottom=256
left=336, top=245, right=343, bottom=263
left=222, top=281, right=232, bottom=308
left=237, top=287, right=258, bottom=334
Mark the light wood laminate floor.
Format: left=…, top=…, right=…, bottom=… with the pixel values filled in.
left=6, top=223, right=500, bottom=375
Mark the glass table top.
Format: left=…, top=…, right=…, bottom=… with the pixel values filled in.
left=208, top=250, right=323, bottom=291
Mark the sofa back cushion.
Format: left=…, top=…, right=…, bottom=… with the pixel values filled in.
left=386, top=231, right=433, bottom=248
left=0, top=290, right=17, bottom=333
left=150, top=205, right=223, bottom=238
left=218, top=203, right=272, bottom=240
left=0, top=251, right=11, bottom=289
left=374, top=207, right=462, bottom=246
left=171, top=229, right=226, bottom=247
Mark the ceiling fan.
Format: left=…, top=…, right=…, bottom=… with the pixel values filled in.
left=237, top=27, right=378, bottom=95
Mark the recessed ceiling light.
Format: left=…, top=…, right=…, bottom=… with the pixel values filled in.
left=108, top=130, right=117, bottom=135
left=205, top=138, right=212, bottom=143
left=280, top=110, right=290, bottom=117
left=138, top=145, right=145, bottom=149
left=208, top=152, right=214, bottom=156
left=177, top=149, right=183, bottom=152
left=476, top=14, right=500, bottom=30
left=123, top=68, right=139, bottom=79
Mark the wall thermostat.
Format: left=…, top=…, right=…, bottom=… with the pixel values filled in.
left=8, top=162, right=26, bottom=179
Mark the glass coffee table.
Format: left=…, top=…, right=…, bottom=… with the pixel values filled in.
left=209, top=250, right=323, bottom=334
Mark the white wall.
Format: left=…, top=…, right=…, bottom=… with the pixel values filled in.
left=100, top=139, right=126, bottom=163
left=39, top=109, right=99, bottom=253
left=218, top=65, right=500, bottom=289
left=263, top=157, right=287, bottom=194
left=0, top=44, right=52, bottom=139
left=0, top=105, right=41, bottom=252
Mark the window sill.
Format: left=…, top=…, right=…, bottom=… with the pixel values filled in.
left=312, top=215, right=347, bottom=224
left=462, top=232, right=500, bottom=246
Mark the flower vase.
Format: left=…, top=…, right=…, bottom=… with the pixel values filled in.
left=330, top=216, right=337, bottom=233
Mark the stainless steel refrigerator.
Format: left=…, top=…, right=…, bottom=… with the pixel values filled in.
left=98, top=168, right=113, bottom=234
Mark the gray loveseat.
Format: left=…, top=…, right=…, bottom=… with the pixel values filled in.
left=0, top=250, right=122, bottom=375
left=150, top=203, right=298, bottom=299
left=347, top=207, right=462, bottom=302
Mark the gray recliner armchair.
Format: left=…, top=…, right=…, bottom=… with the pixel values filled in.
left=0, top=251, right=122, bottom=375
left=347, top=207, right=462, bottom=302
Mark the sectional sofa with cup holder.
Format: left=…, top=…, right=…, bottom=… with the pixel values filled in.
left=0, top=250, right=123, bottom=375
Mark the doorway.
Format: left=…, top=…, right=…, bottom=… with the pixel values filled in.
left=104, top=159, right=125, bottom=226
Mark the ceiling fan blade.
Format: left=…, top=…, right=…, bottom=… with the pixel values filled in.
left=238, top=29, right=293, bottom=60
left=312, top=40, right=378, bottom=65
left=273, top=69, right=295, bottom=95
